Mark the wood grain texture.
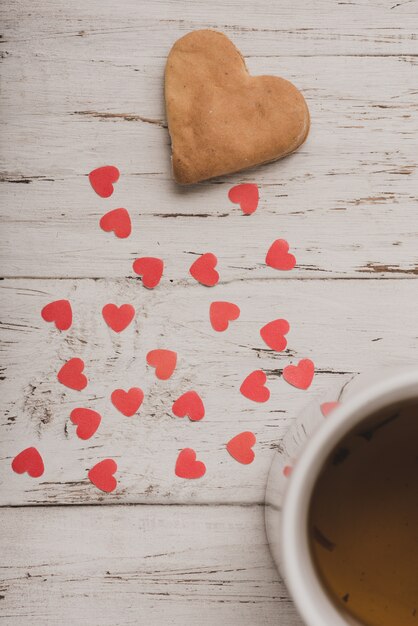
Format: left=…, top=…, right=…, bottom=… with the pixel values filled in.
left=1, top=1, right=418, bottom=623
left=1, top=278, right=416, bottom=505
left=1, top=4, right=418, bottom=278
left=0, top=504, right=303, bottom=625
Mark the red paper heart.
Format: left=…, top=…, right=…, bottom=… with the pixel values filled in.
left=240, top=370, right=270, bottom=403
left=99, top=208, right=131, bottom=239
left=146, top=349, right=177, bottom=380
left=283, top=359, right=315, bottom=390
left=111, top=387, right=144, bottom=417
left=132, top=257, right=164, bottom=289
left=70, top=408, right=101, bottom=440
left=320, top=401, right=340, bottom=417
left=88, top=459, right=117, bottom=493
left=102, top=303, right=135, bottom=333
left=209, top=301, right=240, bottom=332
left=283, top=465, right=293, bottom=477
left=89, top=165, right=120, bottom=198
left=189, top=253, right=219, bottom=287
left=228, top=183, right=259, bottom=215
left=260, top=318, right=290, bottom=351
left=41, top=299, right=72, bottom=331
left=226, top=431, right=256, bottom=464
left=266, top=239, right=296, bottom=271
left=175, top=448, right=206, bottom=479
left=172, top=391, right=205, bottom=421
left=11, top=447, right=44, bottom=478
left=57, top=358, right=88, bottom=391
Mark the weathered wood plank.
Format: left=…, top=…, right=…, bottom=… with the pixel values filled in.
left=1, top=52, right=417, bottom=278
left=0, top=504, right=302, bottom=625
left=1, top=278, right=416, bottom=505
left=2, top=0, right=418, bottom=55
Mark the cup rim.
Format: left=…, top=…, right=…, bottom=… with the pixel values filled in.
left=281, top=369, right=418, bottom=626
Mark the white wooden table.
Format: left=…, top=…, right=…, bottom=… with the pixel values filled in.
left=1, top=1, right=417, bottom=623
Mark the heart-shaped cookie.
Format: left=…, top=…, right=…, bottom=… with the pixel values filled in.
left=165, top=30, right=309, bottom=184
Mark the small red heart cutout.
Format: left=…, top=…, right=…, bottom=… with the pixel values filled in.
left=132, top=257, right=164, bottom=289
left=260, top=318, right=290, bottom=351
left=11, top=447, right=44, bottom=478
left=320, top=401, right=340, bottom=417
left=226, top=431, right=256, bottom=464
left=209, top=301, right=240, bottom=332
left=228, top=183, right=259, bottom=215
left=102, top=303, right=135, bottom=333
left=146, top=349, right=177, bottom=380
left=70, top=408, right=101, bottom=440
left=172, top=391, right=205, bottom=421
left=266, top=239, right=296, bottom=271
left=240, top=370, right=270, bottom=403
left=111, top=387, right=144, bottom=417
left=175, top=448, right=206, bottom=479
left=99, top=208, right=131, bottom=239
left=283, top=465, right=293, bottom=477
left=41, top=299, right=72, bottom=331
left=283, top=359, right=315, bottom=390
left=88, top=459, right=117, bottom=493
left=89, top=165, right=120, bottom=198
left=189, top=253, right=219, bottom=287
left=57, top=358, right=88, bottom=391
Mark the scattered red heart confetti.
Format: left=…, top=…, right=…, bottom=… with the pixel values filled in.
left=41, top=299, right=72, bottom=331
left=57, top=358, right=88, bottom=391
left=111, top=387, right=144, bottom=417
left=240, top=370, right=270, bottom=403
left=226, top=431, right=256, bottom=464
left=209, top=301, right=240, bottom=332
left=283, top=359, right=315, bottom=390
left=88, top=165, right=120, bottom=198
left=88, top=459, right=117, bottom=493
left=228, top=183, right=259, bottom=215
left=172, top=391, right=205, bottom=421
left=283, top=465, right=293, bottom=477
left=320, top=401, right=340, bottom=417
left=266, top=239, right=296, bottom=271
left=99, top=208, right=131, bottom=239
left=146, top=349, right=177, bottom=380
left=260, top=318, right=290, bottom=351
left=175, top=448, right=206, bottom=479
left=102, top=303, right=135, bottom=333
left=11, top=447, right=44, bottom=478
left=70, top=408, right=101, bottom=440
left=189, top=253, right=219, bottom=287
left=132, top=257, right=164, bottom=289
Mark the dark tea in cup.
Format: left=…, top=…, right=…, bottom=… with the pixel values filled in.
left=309, top=400, right=418, bottom=626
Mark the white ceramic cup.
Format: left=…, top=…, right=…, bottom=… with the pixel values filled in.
left=265, top=368, right=418, bottom=626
